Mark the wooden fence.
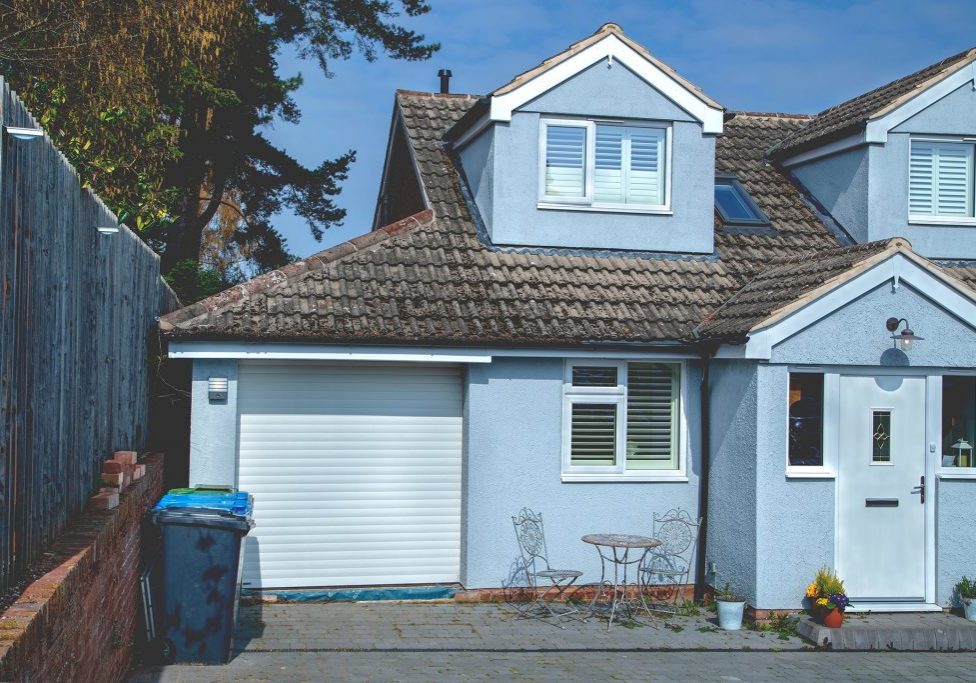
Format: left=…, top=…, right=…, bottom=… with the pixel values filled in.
left=0, top=79, right=178, bottom=591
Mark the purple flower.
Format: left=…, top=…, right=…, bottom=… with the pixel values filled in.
left=830, top=593, right=849, bottom=610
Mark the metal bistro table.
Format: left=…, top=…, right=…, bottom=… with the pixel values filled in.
left=582, top=533, right=661, bottom=630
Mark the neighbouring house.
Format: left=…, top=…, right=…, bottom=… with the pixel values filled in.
left=159, top=23, right=976, bottom=612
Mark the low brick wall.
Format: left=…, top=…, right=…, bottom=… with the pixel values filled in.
left=0, top=454, right=164, bottom=683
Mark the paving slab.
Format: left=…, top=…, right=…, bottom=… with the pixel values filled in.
left=798, top=612, right=976, bottom=650
left=127, top=602, right=976, bottom=682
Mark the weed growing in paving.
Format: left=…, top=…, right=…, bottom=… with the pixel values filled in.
left=674, top=599, right=701, bottom=617
left=752, top=613, right=801, bottom=641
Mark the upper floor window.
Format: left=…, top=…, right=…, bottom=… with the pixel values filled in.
left=909, top=139, right=975, bottom=223
left=540, top=118, right=670, bottom=212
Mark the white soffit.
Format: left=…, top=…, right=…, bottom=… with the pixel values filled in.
left=488, top=34, right=724, bottom=134
left=742, top=253, right=976, bottom=359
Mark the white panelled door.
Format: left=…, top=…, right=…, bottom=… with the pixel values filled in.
left=837, top=375, right=927, bottom=602
left=237, top=362, right=463, bottom=589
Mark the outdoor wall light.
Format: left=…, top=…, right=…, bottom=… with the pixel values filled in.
left=208, top=376, right=229, bottom=402
left=886, top=317, right=924, bottom=352
left=96, top=225, right=120, bottom=235
left=3, top=126, right=43, bottom=141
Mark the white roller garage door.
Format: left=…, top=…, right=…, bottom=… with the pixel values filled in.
left=237, top=361, right=463, bottom=588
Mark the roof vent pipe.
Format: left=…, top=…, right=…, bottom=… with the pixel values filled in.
left=438, top=69, right=453, bottom=94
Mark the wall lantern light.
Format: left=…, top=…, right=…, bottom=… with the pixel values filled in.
left=208, top=376, right=229, bottom=402
left=97, top=225, right=120, bottom=235
left=4, top=126, right=43, bottom=141
left=886, top=317, right=924, bottom=352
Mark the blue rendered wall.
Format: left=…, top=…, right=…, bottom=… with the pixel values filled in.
left=790, top=82, right=976, bottom=259
left=456, top=60, right=716, bottom=254
left=755, top=281, right=976, bottom=608
left=791, top=146, right=870, bottom=244
left=189, top=359, right=240, bottom=487
left=462, top=356, right=702, bottom=588
left=770, top=282, right=976, bottom=368
left=706, top=360, right=759, bottom=604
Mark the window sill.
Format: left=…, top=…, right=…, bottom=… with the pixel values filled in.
left=936, top=470, right=976, bottom=480
left=561, top=473, right=688, bottom=483
left=908, top=216, right=976, bottom=227
left=785, top=468, right=836, bottom=480
left=538, top=202, right=673, bottom=216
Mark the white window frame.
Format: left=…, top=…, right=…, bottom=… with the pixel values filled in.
left=561, top=359, right=687, bottom=482
left=538, top=117, right=673, bottom=215
left=907, top=136, right=976, bottom=227
left=785, top=369, right=837, bottom=479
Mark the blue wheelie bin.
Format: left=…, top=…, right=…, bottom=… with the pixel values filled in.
left=148, top=488, right=254, bottom=664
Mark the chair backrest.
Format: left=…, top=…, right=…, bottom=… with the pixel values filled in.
left=651, top=507, right=702, bottom=568
left=512, top=507, right=551, bottom=574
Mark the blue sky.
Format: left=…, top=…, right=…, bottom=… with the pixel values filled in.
left=263, top=0, right=976, bottom=259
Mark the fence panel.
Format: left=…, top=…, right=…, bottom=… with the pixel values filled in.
left=0, top=79, right=177, bottom=591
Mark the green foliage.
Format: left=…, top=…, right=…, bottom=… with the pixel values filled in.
left=163, top=259, right=232, bottom=304
left=957, top=576, right=976, bottom=599
left=714, top=582, right=745, bottom=603
left=812, top=566, right=846, bottom=597
left=752, top=613, right=800, bottom=641
left=0, top=0, right=439, bottom=283
left=674, top=599, right=701, bottom=617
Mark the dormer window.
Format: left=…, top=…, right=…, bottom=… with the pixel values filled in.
left=714, top=176, right=769, bottom=227
left=909, top=138, right=976, bottom=224
left=539, top=118, right=671, bottom=213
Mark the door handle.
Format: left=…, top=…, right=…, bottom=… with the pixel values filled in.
left=911, top=475, right=925, bottom=504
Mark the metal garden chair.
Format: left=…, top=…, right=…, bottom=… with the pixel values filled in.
left=511, top=508, right=583, bottom=622
left=638, top=508, right=702, bottom=615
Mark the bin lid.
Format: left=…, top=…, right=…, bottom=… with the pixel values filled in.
left=149, top=506, right=255, bottom=533
left=154, top=488, right=253, bottom=518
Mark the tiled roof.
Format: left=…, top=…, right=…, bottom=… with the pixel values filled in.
left=160, top=94, right=852, bottom=346
left=160, top=92, right=976, bottom=346
left=772, top=47, right=976, bottom=157
left=694, top=239, right=903, bottom=339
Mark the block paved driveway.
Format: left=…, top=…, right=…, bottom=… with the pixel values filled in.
left=128, top=602, right=976, bottom=682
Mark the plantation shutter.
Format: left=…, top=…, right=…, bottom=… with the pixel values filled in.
left=570, top=403, right=618, bottom=467
left=625, top=363, right=679, bottom=469
left=909, top=141, right=974, bottom=217
left=544, top=125, right=586, bottom=198
left=594, top=125, right=665, bottom=206
left=594, top=127, right=624, bottom=202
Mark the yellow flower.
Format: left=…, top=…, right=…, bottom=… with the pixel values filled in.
left=816, top=597, right=829, bottom=607
left=805, top=583, right=818, bottom=598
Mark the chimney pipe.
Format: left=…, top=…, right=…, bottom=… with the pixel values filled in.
left=438, top=69, right=453, bottom=94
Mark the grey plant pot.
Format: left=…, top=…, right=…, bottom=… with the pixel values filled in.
left=717, top=600, right=746, bottom=630
left=964, top=598, right=976, bottom=622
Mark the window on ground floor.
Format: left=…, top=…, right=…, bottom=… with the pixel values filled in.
left=788, top=372, right=824, bottom=468
left=942, top=375, right=975, bottom=468
left=563, top=361, right=681, bottom=478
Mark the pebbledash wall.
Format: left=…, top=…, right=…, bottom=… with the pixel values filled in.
left=187, top=354, right=704, bottom=589
left=462, top=356, right=702, bottom=588
left=458, top=60, right=716, bottom=254
left=790, top=81, right=976, bottom=260
left=708, top=281, right=976, bottom=609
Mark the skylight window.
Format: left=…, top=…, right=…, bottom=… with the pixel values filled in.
left=714, top=177, right=769, bottom=226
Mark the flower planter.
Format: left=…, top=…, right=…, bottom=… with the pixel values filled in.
left=821, top=607, right=844, bottom=628
left=964, top=598, right=976, bottom=623
left=716, top=600, right=745, bottom=630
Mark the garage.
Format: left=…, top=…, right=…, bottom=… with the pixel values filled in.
left=236, top=361, right=463, bottom=589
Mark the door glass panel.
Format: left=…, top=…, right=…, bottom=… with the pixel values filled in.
left=942, top=376, right=975, bottom=467
left=872, top=410, right=892, bottom=463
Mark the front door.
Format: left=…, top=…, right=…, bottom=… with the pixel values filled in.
left=837, top=375, right=926, bottom=602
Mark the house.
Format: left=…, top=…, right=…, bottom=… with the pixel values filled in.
left=159, top=23, right=976, bottom=612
